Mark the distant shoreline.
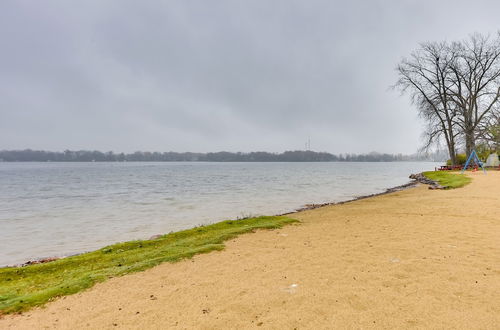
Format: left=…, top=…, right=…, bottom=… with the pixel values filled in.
left=0, top=149, right=444, bottom=162
left=0, top=160, right=437, bottom=162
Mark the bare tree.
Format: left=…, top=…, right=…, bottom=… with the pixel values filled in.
left=477, top=110, right=500, bottom=151
left=395, top=42, right=460, bottom=164
left=448, top=33, right=500, bottom=156
left=395, top=33, right=500, bottom=162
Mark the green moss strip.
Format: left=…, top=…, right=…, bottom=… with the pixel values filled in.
left=423, top=171, right=472, bottom=189
left=0, top=216, right=298, bottom=314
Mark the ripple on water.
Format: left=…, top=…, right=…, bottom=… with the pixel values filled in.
left=0, top=161, right=440, bottom=266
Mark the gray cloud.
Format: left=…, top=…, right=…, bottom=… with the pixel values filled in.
left=1, top=0, right=499, bottom=153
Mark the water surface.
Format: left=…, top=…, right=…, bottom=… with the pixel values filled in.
left=0, top=162, right=439, bottom=266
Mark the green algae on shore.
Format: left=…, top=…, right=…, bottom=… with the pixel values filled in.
left=423, top=171, right=472, bottom=189
left=0, top=216, right=298, bottom=314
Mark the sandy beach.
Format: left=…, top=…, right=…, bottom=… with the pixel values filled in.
left=1, top=171, right=499, bottom=329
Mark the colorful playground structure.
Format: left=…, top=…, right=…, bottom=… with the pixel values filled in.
left=437, top=151, right=499, bottom=172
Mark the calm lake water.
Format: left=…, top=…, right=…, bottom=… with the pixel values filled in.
left=0, top=161, right=439, bottom=266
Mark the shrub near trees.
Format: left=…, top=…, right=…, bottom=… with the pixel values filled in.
left=395, top=32, right=500, bottom=165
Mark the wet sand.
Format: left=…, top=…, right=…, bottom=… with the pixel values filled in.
left=2, top=171, right=499, bottom=329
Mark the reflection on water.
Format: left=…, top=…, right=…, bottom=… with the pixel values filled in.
left=0, top=161, right=439, bottom=266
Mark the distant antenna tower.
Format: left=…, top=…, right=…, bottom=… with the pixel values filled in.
left=305, top=136, right=311, bottom=151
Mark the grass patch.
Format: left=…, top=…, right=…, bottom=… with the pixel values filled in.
left=0, top=215, right=298, bottom=314
left=423, top=171, right=472, bottom=189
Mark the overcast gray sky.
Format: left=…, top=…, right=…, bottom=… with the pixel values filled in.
left=1, top=1, right=499, bottom=154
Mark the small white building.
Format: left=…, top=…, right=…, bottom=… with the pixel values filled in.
left=485, top=153, right=499, bottom=167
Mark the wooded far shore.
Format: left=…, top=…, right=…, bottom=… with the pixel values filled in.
left=0, top=149, right=445, bottom=162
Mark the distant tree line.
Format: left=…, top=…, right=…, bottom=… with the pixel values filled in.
left=395, top=32, right=500, bottom=165
left=0, top=149, right=442, bottom=162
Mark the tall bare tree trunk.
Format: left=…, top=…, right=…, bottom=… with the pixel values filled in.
left=448, top=143, right=457, bottom=165
left=448, top=133, right=457, bottom=165
left=465, top=129, right=475, bottom=157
